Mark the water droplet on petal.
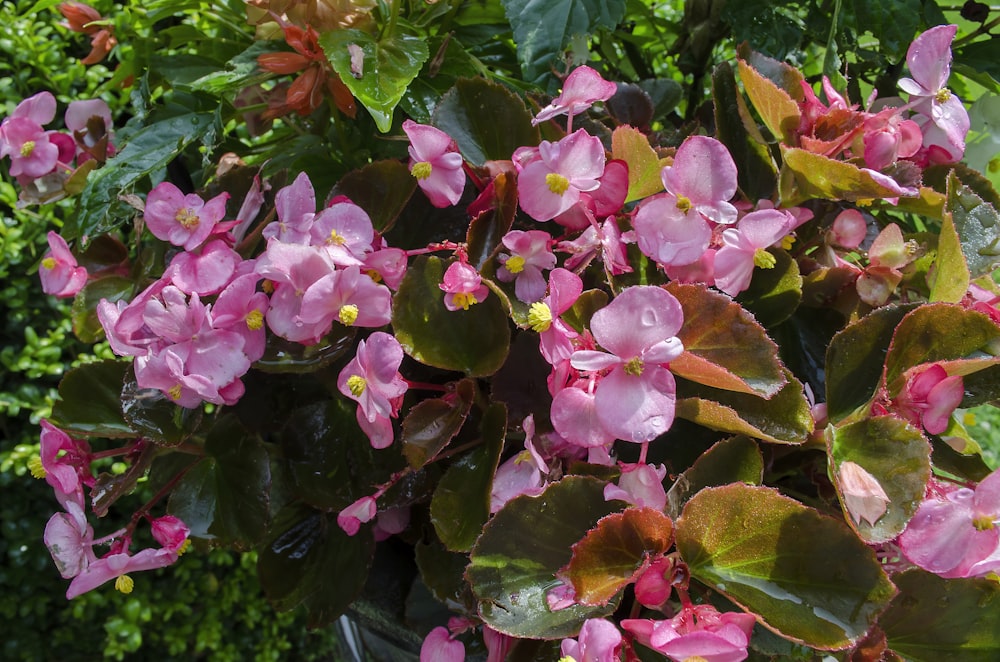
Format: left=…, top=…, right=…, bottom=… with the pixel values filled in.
left=641, top=309, right=658, bottom=326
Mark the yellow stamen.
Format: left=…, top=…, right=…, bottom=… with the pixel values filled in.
left=527, top=302, right=553, bottom=332
left=177, top=539, right=192, bottom=556
left=28, top=456, right=46, bottom=479
left=753, top=248, right=777, bottom=269
left=675, top=195, right=692, bottom=213
left=20, top=140, right=35, bottom=157
left=964, top=412, right=977, bottom=426
left=935, top=88, right=952, bottom=103
left=174, top=208, right=200, bottom=230
left=546, top=173, right=570, bottom=195
left=683, top=657, right=710, bottom=662
left=451, top=292, right=478, bottom=310
left=411, top=161, right=433, bottom=180
left=624, top=357, right=644, bottom=376
left=168, top=384, right=183, bottom=401
left=245, top=309, right=264, bottom=331
left=339, top=304, right=359, bottom=326
left=505, top=255, right=526, bottom=274
left=974, top=515, right=996, bottom=531
left=328, top=229, right=346, bottom=245
left=115, top=575, right=134, bottom=594
left=41, top=257, right=57, bottom=270
left=365, top=269, right=382, bottom=283
left=261, top=279, right=274, bottom=294
left=513, top=450, right=533, bottom=465
left=780, top=234, right=796, bottom=251
left=347, top=375, right=367, bottom=397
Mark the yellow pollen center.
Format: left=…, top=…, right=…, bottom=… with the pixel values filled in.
left=365, top=269, right=382, bottom=283
left=41, top=257, right=57, bottom=270
left=781, top=234, right=796, bottom=251
left=935, top=88, right=952, bottom=103
left=115, top=574, right=134, bottom=594
left=514, top=450, right=533, bottom=465
left=974, top=515, right=996, bottom=531
left=347, top=375, right=367, bottom=397
left=624, top=357, right=644, bottom=376
left=177, top=539, right=192, bottom=555
left=505, top=255, right=526, bottom=274
left=527, top=302, right=553, bottom=332
left=754, top=248, right=777, bottom=269
left=676, top=195, right=692, bottom=213
left=245, top=309, right=264, bottom=331
left=28, top=455, right=46, bottom=479
left=174, top=208, right=200, bottom=230
left=168, top=384, right=183, bottom=401
left=328, top=229, right=346, bottom=245
left=451, top=292, right=478, bottom=310
left=411, top=161, right=433, bottom=180
left=546, top=172, right=570, bottom=195
left=262, top=279, right=274, bottom=294
left=20, top=140, right=35, bottom=157
left=684, top=658, right=710, bottom=662
left=339, top=304, right=359, bottom=326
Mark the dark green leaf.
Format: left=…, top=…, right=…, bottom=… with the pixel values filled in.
left=665, top=436, right=764, bottom=519
left=713, top=61, right=778, bottom=202
left=50, top=360, right=134, bottom=438
left=467, top=476, right=622, bottom=638
left=121, top=374, right=202, bottom=446
left=330, top=160, right=417, bottom=234
left=955, top=38, right=1000, bottom=89
left=415, top=536, right=476, bottom=612
left=676, top=484, right=896, bottom=649
left=946, top=170, right=1000, bottom=278
left=737, top=248, right=802, bottom=328
left=402, top=378, right=476, bottom=469
left=467, top=169, right=518, bottom=270
left=393, top=256, right=511, bottom=376
left=70, top=276, right=133, bottom=343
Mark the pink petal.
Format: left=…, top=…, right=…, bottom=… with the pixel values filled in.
left=663, top=136, right=738, bottom=224
left=595, top=365, right=676, bottom=443
left=906, top=24, right=957, bottom=93
left=589, top=286, right=683, bottom=359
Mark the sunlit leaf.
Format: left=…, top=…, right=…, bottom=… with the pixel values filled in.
left=611, top=125, right=665, bottom=202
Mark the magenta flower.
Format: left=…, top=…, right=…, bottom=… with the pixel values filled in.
left=337, top=495, right=377, bottom=536
left=39, top=231, right=88, bottom=298
left=420, top=626, right=465, bottom=662
left=713, top=209, right=793, bottom=296
left=570, top=286, right=684, bottom=442
left=149, top=515, right=190, bottom=552
left=440, top=261, right=489, bottom=311
left=899, top=471, right=1000, bottom=578
left=892, top=363, right=963, bottom=435
left=0, top=91, right=62, bottom=179
left=622, top=605, right=756, bottom=662
left=559, top=617, right=622, bottom=662
left=495, top=230, right=556, bottom=302
left=66, top=548, right=179, bottom=599
left=661, top=135, right=739, bottom=225
left=518, top=129, right=605, bottom=222
left=529, top=267, right=582, bottom=365
left=144, top=181, right=229, bottom=250
left=298, top=265, right=393, bottom=331
left=38, top=419, right=92, bottom=509
left=403, top=119, right=466, bottom=207
left=164, top=238, right=240, bottom=295
left=211, top=273, right=268, bottom=362
left=532, top=65, right=618, bottom=126
left=337, top=332, right=408, bottom=449
left=255, top=240, right=337, bottom=344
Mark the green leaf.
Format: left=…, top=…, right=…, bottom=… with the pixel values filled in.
left=393, top=256, right=511, bottom=376
left=322, top=27, right=429, bottom=132
left=121, top=375, right=202, bottom=447
left=955, top=38, right=1000, bottom=89
left=674, top=368, right=813, bottom=445
left=50, top=360, right=134, bottom=438
left=189, top=40, right=276, bottom=93
left=430, top=403, right=506, bottom=552
left=258, top=505, right=375, bottom=628
left=850, top=0, right=920, bottom=61
left=946, top=170, right=1000, bottom=279
left=330, top=160, right=417, bottom=233
left=882, top=569, right=1000, bottom=661
left=665, top=436, right=764, bottom=519
left=778, top=147, right=914, bottom=206
left=930, top=204, right=970, bottom=303
left=432, top=78, right=539, bottom=167
left=827, top=416, right=931, bottom=543
left=415, top=536, right=477, bottom=612
left=402, top=378, right=476, bottom=469
left=563, top=508, right=673, bottom=606
left=712, top=62, right=778, bottom=202
left=611, top=125, right=665, bottom=202
left=169, top=415, right=271, bottom=546
left=70, top=276, right=133, bottom=343
left=737, top=60, right=801, bottom=144
left=667, top=283, right=787, bottom=397
left=883, top=303, right=1000, bottom=388
left=66, top=112, right=217, bottom=242
left=676, top=484, right=896, bottom=650
left=467, top=476, right=622, bottom=638
left=737, top=248, right=802, bottom=328
left=825, top=304, right=917, bottom=424
left=500, top=0, right=626, bottom=84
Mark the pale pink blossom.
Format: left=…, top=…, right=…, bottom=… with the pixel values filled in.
left=532, top=65, right=618, bottom=126
left=518, top=130, right=605, bottom=222
left=862, top=109, right=921, bottom=170
left=264, top=171, right=317, bottom=243
left=337, top=332, right=408, bottom=449
left=559, top=617, right=622, bottom=662
left=838, top=461, right=891, bottom=527
left=44, top=500, right=95, bottom=580
left=529, top=267, right=582, bottom=365
left=490, top=417, right=549, bottom=512
left=633, top=193, right=713, bottom=268
left=604, top=462, right=667, bottom=511
left=420, top=626, right=465, bottom=662
left=211, top=273, right=268, bottom=362
left=298, top=265, right=393, bottom=331
left=713, top=209, right=793, bottom=296
left=66, top=548, right=179, bottom=599
left=440, top=261, right=489, bottom=311
left=828, top=209, right=868, bottom=249
left=39, top=231, right=88, bottom=298
left=622, top=604, right=756, bottom=662
left=337, top=496, right=377, bottom=536
left=255, top=240, right=336, bottom=344
left=308, top=198, right=376, bottom=266
left=558, top=216, right=632, bottom=275
left=65, top=98, right=113, bottom=161
left=551, top=383, right=616, bottom=449
left=661, top=135, right=738, bottom=225
left=496, top=230, right=556, bottom=302
left=403, top=119, right=465, bottom=207
left=165, top=239, right=240, bottom=295
left=144, top=182, right=229, bottom=250
left=892, top=363, right=963, bottom=435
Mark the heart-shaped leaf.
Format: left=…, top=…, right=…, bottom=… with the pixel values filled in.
left=402, top=378, right=477, bottom=469
left=611, top=125, right=665, bottom=202
left=50, top=360, right=134, bottom=438
left=330, top=160, right=417, bottom=233
left=676, top=484, right=896, bottom=650
left=666, top=436, right=763, bottom=519
left=737, top=60, right=801, bottom=144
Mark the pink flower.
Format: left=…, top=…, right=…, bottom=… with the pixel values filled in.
left=337, top=496, right=377, bottom=536
left=403, top=119, right=466, bottom=207
left=490, top=416, right=548, bottom=512
left=0, top=91, right=62, bottom=179
left=570, top=286, right=684, bottom=442
left=495, top=230, right=556, bottom=302
left=164, top=239, right=240, bottom=295
left=633, top=557, right=673, bottom=609
left=532, top=65, right=618, bottom=126
left=632, top=193, right=713, bottom=269
left=604, top=462, right=668, bottom=511
left=899, top=471, right=1000, bottom=578
left=144, top=181, right=229, bottom=250
left=529, top=267, right=582, bottom=365
left=837, top=460, right=891, bottom=527
left=828, top=209, right=868, bottom=250
left=149, top=515, right=190, bottom=552
left=892, top=363, right=963, bottom=435
left=38, top=419, right=92, bottom=509
left=65, top=98, right=114, bottom=161
left=209, top=273, right=269, bottom=362
left=622, top=605, right=756, bottom=662
left=558, top=216, right=632, bottom=275
left=661, top=135, right=738, bottom=225
left=713, top=209, right=793, bottom=296
left=862, top=109, right=921, bottom=170
left=337, top=332, right=408, bottom=449
left=420, top=626, right=465, bottom=662
left=39, top=231, right=88, bottom=298
left=518, top=129, right=605, bottom=222
left=298, top=265, right=393, bottom=331
left=559, top=618, right=622, bottom=662
left=439, top=261, right=489, bottom=311
left=65, top=548, right=179, bottom=599
left=44, top=500, right=96, bottom=579
left=264, top=171, right=317, bottom=243
left=255, top=240, right=336, bottom=344
left=308, top=198, right=376, bottom=266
